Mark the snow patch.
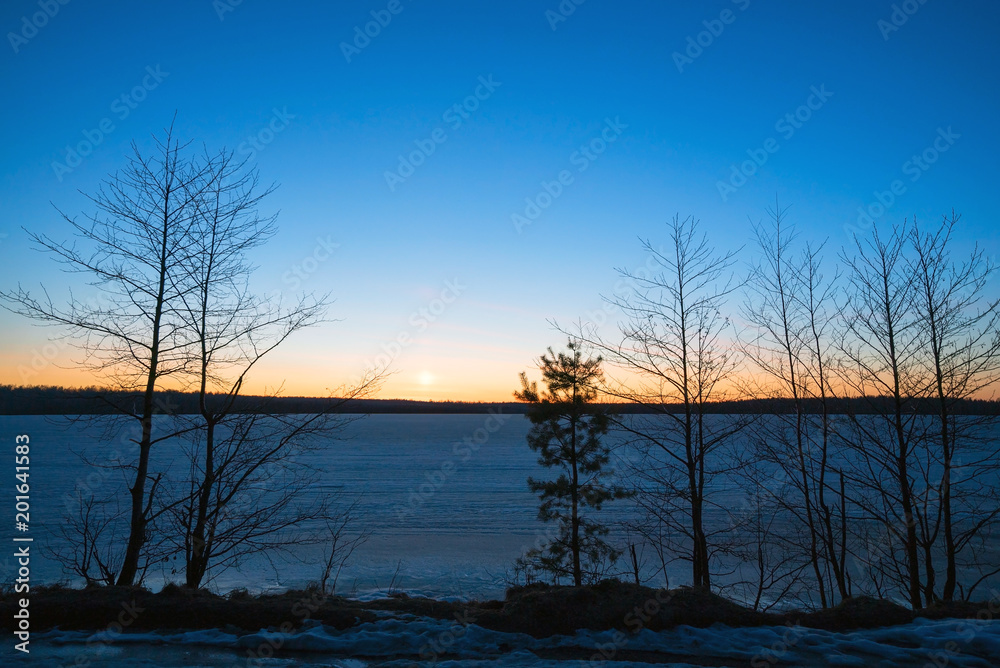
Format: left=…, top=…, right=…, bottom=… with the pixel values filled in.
left=20, top=615, right=1000, bottom=667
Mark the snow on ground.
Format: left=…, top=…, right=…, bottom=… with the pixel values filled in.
left=5, top=613, right=1000, bottom=667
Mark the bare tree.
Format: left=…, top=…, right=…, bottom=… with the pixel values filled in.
left=48, top=492, right=126, bottom=586
left=3, top=126, right=380, bottom=590
left=837, top=222, right=925, bottom=609
left=740, top=202, right=849, bottom=606
left=909, top=212, right=1000, bottom=601
left=799, top=242, right=853, bottom=603
left=167, top=404, right=368, bottom=588
left=578, top=215, right=745, bottom=590
left=166, top=147, right=379, bottom=588
left=724, top=462, right=808, bottom=611
left=317, top=498, right=370, bottom=595
left=0, top=123, right=212, bottom=585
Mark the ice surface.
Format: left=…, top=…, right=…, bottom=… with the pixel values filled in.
left=5, top=414, right=1000, bottom=665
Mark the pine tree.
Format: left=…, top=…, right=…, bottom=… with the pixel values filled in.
left=514, top=340, right=628, bottom=586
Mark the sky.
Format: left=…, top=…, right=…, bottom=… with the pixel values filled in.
left=1, top=0, right=998, bottom=401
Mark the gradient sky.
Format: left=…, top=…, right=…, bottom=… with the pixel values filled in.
left=1, top=0, right=998, bottom=401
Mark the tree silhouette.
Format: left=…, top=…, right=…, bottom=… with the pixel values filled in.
left=1, top=123, right=377, bottom=588
left=908, top=213, right=1000, bottom=602
left=575, top=215, right=746, bottom=591
left=1, top=123, right=212, bottom=585
left=514, top=340, right=628, bottom=586
left=740, top=202, right=849, bottom=607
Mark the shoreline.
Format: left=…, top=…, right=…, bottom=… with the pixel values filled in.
left=4, top=580, right=997, bottom=637
left=5, top=386, right=1000, bottom=416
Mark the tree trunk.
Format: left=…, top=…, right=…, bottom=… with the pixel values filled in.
left=570, top=381, right=581, bottom=587
left=570, top=417, right=581, bottom=587
left=187, top=418, right=216, bottom=588
left=116, top=196, right=171, bottom=586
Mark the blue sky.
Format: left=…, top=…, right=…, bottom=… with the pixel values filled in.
left=1, top=0, right=998, bottom=400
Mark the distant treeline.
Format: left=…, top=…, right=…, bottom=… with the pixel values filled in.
left=2, top=384, right=999, bottom=416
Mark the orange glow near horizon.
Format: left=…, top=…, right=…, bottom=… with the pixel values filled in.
left=0, top=358, right=801, bottom=405
left=0, top=351, right=529, bottom=403
left=4, top=341, right=998, bottom=404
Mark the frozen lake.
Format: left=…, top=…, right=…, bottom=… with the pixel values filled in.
left=5, top=413, right=1000, bottom=667
left=0, top=413, right=646, bottom=599
left=3, top=412, right=998, bottom=605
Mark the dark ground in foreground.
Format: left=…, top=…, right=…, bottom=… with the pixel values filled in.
left=1, top=580, right=993, bottom=638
